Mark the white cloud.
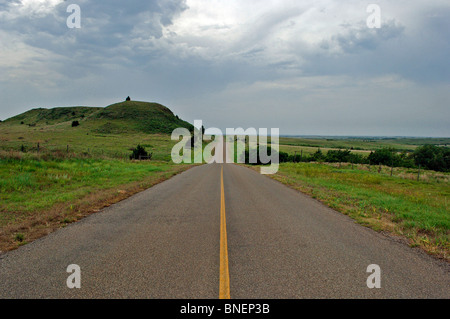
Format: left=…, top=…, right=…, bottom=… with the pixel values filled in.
left=0, top=0, right=449, bottom=136
left=0, top=0, right=63, bottom=19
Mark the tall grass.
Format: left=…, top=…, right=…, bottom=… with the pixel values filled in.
left=0, top=158, right=182, bottom=222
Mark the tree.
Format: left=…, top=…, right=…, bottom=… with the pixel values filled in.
left=311, top=148, right=324, bottom=161
left=368, top=148, right=395, bottom=166
left=414, top=145, right=449, bottom=172
left=126, top=96, right=131, bottom=101
left=325, top=149, right=352, bottom=163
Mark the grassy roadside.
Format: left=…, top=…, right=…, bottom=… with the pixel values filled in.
left=254, top=162, right=449, bottom=261
left=0, top=157, right=195, bottom=252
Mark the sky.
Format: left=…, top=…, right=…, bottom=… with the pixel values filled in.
left=0, top=0, right=449, bottom=136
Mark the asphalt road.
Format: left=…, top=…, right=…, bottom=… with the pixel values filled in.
left=0, top=163, right=449, bottom=298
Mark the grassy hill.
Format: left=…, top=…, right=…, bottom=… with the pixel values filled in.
left=92, top=101, right=194, bottom=134
left=3, top=101, right=193, bottom=134
left=0, top=101, right=194, bottom=161
left=3, top=106, right=102, bottom=125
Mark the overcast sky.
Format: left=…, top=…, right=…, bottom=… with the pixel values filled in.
left=0, top=0, right=449, bottom=136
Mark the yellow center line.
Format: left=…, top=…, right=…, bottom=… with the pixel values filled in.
left=219, top=165, right=231, bottom=299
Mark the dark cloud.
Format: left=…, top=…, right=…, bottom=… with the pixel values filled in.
left=329, top=20, right=404, bottom=53
left=0, top=1, right=448, bottom=136
left=0, top=0, right=188, bottom=56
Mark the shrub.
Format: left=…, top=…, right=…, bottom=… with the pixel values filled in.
left=325, top=149, right=351, bottom=163
left=71, top=120, right=80, bottom=127
left=311, top=148, right=324, bottom=161
left=130, top=144, right=148, bottom=160
left=241, top=146, right=284, bottom=164
left=14, top=233, right=25, bottom=242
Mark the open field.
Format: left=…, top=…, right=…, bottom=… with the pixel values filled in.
left=232, top=135, right=450, bottom=160
left=261, top=162, right=450, bottom=260
left=279, top=144, right=372, bottom=157
left=279, top=136, right=450, bottom=151
left=277, top=136, right=450, bottom=159
left=0, top=122, right=177, bottom=161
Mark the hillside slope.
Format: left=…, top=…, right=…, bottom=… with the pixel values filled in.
left=91, top=101, right=193, bottom=134
left=3, top=107, right=102, bottom=125
left=2, top=101, right=193, bottom=134
left=0, top=101, right=194, bottom=161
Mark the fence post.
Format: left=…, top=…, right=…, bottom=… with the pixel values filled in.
left=294, top=151, right=297, bottom=163
left=67, top=145, right=69, bottom=153
left=417, top=164, right=420, bottom=181
left=37, top=142, right=40, bottom=153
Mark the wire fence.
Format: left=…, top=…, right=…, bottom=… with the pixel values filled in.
left=0, top=142, right=133, bottom=160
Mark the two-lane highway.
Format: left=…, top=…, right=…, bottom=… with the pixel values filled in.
left=0, top=163, right=449, bottom=298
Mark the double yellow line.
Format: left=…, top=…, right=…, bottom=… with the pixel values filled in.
left=219, top=165, right=230, bottom=299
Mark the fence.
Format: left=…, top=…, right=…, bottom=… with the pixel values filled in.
left=321, top=161, right=448, bottom=183
left=1, top=142, right=133, bottom=160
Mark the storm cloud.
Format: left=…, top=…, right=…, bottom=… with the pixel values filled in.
left=0, top=0, right=449, bottom=136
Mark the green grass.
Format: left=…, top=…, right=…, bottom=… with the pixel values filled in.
left=269, top=162, right=450, bottom=260
left=0, top=158, right=174, bottom=216
left=279, top=136, right=450, bottom=152
left=0, top=122, right=180, bottom=161
left=91, top=101, right=193, bottom=134
left=278, top=144, right=371, bottom=157
left=3, top=106, right=102, bottom=125
left=229, top=135, right=450, bottom=161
